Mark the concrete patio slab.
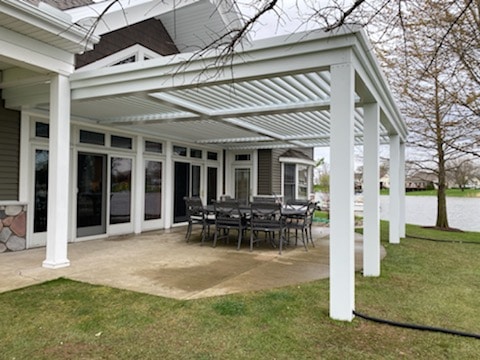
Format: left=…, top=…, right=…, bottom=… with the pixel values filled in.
left=0, top=225, right=385, bottom=299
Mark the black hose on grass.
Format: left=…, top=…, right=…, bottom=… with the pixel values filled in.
left=355, top=233, right=480, bottom=339
left=405, top=234, right=480, bottom=245
left=353, top=311, right=480, bottom=340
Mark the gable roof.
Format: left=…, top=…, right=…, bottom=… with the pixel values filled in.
left=63, top=0, right=246, bottom=54
left=280, top=149, right=313, bottom=161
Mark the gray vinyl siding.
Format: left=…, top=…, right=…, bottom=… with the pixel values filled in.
left=76, top=18, right=179, bottom=68
left=257, top=149, right=272, bottom=194
left=0, top=104, right=20, bottom=200
left=271, top=149, right=283, bottom=195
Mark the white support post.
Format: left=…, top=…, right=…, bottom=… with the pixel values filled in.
left=389, top=135, right=400, bottom=244
left=362, top=103, right=380, bottom=277
left=329, top=63, right=355, bottom=321
left=164, top=141, right=173, bottom=229
left=399, top=141, right=406, bottom=238
left=43, top=74, right=71, bottom=269
left=134, top=135, right=144, bottom=234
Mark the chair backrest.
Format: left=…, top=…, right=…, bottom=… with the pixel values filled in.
left=286, top=199, right=310, bottom=208
left=252, top=196, right=276, bottom=203
left=213, top=200, right=243, bottom=226
left=250, top=202, right=283, bottom=230
left=305, top=201, right=316, bottom=224
left=184, top=197, right=205, bottom=218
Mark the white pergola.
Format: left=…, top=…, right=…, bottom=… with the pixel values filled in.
left=1, top=1, right=407, bottom=322
left=64, top=28, right=408, bottom=322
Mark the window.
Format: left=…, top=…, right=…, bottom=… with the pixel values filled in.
left=111, top=135, right=132, bottom=149
left=145, top=141, right=162, bottom=154
left=110, top=158, right=132, bottom=224
left=34, top=150, right=48, bottom=232
left=80, top=130, right=105, bottom=146
left=235, top=154, right=251, bottom=161
left=207, top=151, right=218, bottom=161
left=35, top=122, right=49, bottom=138
left=145, top=161, right=162, bottom=220
left=190, top=148, right=202, bottom=159
left=191, top=165, right=201, bottom=197
left=112, top=55, right=136, bottom=66
left=173, top=145, right=187, bottom=157
left=283, top=163, right=310, bottom=202
left=298, top=165, right=308, bottom=198
left=283, top=164, right=296, bottom=203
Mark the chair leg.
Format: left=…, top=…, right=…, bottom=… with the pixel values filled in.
left=213, top=228, right=218, bottom=248
left=279, top=229, right=283, bottom=255
left=237, top=229, right=242, bottom=250
left=308, top=225, right=315, bottom=247
left=201, top=224, right=206, bottom=245
left=186, top=222, right=192, bottom=242
left=302, top=228, right=308, bottom=251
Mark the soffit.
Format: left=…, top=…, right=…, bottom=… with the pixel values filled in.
left=0, top=1, right=97, bottom=53
left=158, top=1, right=240, bottom=53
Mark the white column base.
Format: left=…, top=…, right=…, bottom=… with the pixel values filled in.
left=42, top=259, right=71, bottom=269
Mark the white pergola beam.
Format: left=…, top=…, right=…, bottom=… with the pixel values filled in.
left=329, top=62, right=356, bottom=321
left=70, top=36, right=351, bottom=100
left=363, top=103, right=380, bottom=276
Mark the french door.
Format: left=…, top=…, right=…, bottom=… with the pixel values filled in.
left=76, top=153, right=107, bottom=237
left=173, top=162, right=204, bottom=223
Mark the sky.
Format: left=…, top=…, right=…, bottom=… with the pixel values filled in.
left=238, top=1, right=356, bottom=164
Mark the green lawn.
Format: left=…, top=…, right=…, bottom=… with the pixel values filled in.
left=1, top=223, right=480, bottom=359
left=380, top=188, right=480, bottom=197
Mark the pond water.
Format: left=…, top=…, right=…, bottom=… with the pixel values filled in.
left=379, top=195, right=480, bottom=232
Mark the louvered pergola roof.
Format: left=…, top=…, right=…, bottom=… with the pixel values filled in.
left=70, top=27, right=407, bottom=150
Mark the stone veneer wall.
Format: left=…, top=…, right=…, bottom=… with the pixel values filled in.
left=0, top=204, right=26, bottom=252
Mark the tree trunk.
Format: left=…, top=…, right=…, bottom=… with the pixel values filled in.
left=434, top=76, right=449, bottom=229
left=436, top=174, right=449, bottom=228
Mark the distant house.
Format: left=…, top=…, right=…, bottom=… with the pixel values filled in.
left=379, top=173, right=390, bottom=190
left=405, top=172, right=436, bottom=191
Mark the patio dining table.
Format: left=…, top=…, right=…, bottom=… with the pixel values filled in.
left=204, top=204, right=306, bottom=218
left=203, top=202, right=308, bottom=252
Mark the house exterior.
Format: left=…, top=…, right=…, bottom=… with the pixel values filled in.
left=0, top=0, right=316, bottom=252
left=0, top=0, right=407, bottom=321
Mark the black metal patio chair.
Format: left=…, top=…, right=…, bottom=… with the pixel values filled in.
left=184, top=197, right=214, bottom=245
left=284, top=200, right=316, bottom=250
left=249, top=202, right=287, bottom=254
left=213, top=200, right=248, bottom=250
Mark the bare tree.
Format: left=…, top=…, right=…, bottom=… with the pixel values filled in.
left=355, top=0, right=479, bottom=229
left=79, top=1, right=479, bottom=230
left=447, top=158, right=479, bottom=190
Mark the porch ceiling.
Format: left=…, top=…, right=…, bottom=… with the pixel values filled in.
left=71, top=69, right=373, bottom=149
